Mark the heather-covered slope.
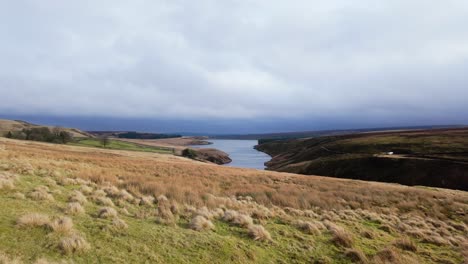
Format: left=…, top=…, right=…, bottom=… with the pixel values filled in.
left=256, top=128, right=468, bottom=191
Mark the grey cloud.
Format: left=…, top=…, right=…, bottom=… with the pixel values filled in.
left=1, top=0, right=468, bottom=126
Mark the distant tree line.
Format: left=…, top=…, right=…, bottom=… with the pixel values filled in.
left=257, top=138, right=290, bottom=145
left=117, top=132, right=182, bottom=140
left=5, top=127, right=73, bottom=144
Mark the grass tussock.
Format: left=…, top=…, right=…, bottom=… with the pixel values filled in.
left=394, top=237, right=417, bottom=252
left=94, top=196, right=115, bottom=207
left=111, top=218, right=128, bottom=230
left=248, top=224, right=271, bottom=241
left=48, top=216, right=74, bottom=234
left=98, top=207, right=118, bottom=219
left=12, top=192, right=25, bottom=200
left=190, top=215, right=214, bottom=231
left=295, top=220, right=324, bottom=235
left=16, top=213, right=50, bottom=228
left=155, top=195, right=177, bottom=225
left=0, top=252, right=21, bottom=264
left=28, top=187, right=54, bottom=201
left=79, top=185, right=93, bottom=195
left=326, top=222, right=353, bottom=248
left=0, top=171, right=17, bottom=190
left=344, top=248, right=368, bottom=264
left=64, top=202, right=85, bottom=215
left=68, top=191, right=87, bottom=205
left=57, top=234, right=90, bottom=254
left=223, top=210, right=253, bottom=228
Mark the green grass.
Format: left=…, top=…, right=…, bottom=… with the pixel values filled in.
left=71, top=138, right=173, bottom=154
left=0, top=166, right=465, bottom=263
left=0, top=174, right=334, bottom=263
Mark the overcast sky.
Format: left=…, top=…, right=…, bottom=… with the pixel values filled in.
left=1, top=1, right=468, bottom=132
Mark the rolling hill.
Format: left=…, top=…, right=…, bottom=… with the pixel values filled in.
left=255, top=128, right=468, bottom=191
left=0, top=119, right=93, bottom=138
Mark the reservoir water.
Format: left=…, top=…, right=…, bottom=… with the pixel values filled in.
left=194, top=139, right=271, bottom=170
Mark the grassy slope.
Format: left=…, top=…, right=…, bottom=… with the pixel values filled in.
left=0, top=138, right=467, bottom=263
left=71, top=138, right=174, bottom=154
left=0, top=119, right=92, bottom=138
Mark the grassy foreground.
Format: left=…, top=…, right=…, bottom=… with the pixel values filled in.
left=0, top=138, right=467, bottom=263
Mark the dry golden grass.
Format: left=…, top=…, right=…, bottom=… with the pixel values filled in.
left=12, top=192, right=25, bottom=200
left=64, top=202, right=85, bottom=215
left=111, top=218, right=128, bottom=230
left=248, top=224, right=271, bottom=241
left=16, top=213, right=50, bottom=228
left=93, top=196, right=115, bottom=207
left=57, top=234, right=90, bottom=254
left=68, top=191, right=87, bottom=204
left=0, top=252, right=22, bottom=264
left=295, top=220, right=323, bottom=235
left=190, top=215, right=214, bottom=231
left=222, top=210, right=253, bottom=228
left=1, top=137, right=466, bottom=227
left=98, top=207, right=118, bottom=219
left=394, top=237, right=417, bottom=252
left=155, top=195, right=177, bottom=225
left=344, top=248, right=368, bottom=263
left=28, top=187, right=54, bottom=201
left=48, top=216, right=74, bottom=234
left=326, top=222, right=354, bottom=248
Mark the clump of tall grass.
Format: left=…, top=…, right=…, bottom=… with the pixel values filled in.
left=68, top=191, right=87, bottom=204
left=93, top=196, right=115, bottom=207
left=0, top=171, right=17, bottom=190
left=394, top=237, right=417, bottom=252
left=325, top=221, right=353, bottom=248
left=139, top=195, right=155, bottom=206
left=0, top=251, right=22, bottom=264
left=155, top=195, right=178, bottom=225
left=16, top=213, right=51, bottom=228
left=98, top=207, right=118, bottom=219
left=295, top=220, right=324, bottom=235
left=104, top=218, right=128, bottom=233
left=223, top=210, right=253, bottom=228
left=64, top=202, right=85, bottom=215
left=79, top=185, right=93, bottom=195
left=190, top=215, right=214, bottom=231
left=48, top=216, right=74, bottom=234
left=57, top=234, right=90, bottom=254
left=248, top=224, right=271, bottom=241
left=12, top=192, right=25, bottom=200
left=28, top=186, right=54, bottom=201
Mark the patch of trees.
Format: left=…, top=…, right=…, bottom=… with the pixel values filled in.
left=5, top=127, right=73, bottom=144
left=257, top=138, right=289, bottom=145
left=117, top=132, right=182, bottom=140
left=182, top=148, right=198, bottom=159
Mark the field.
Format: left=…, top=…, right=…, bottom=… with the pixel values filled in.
left=256, top=128, right=468, bottom=191
left=0, top=137, right=467, bottom=263
left=71, top=138, right=174, bottom=154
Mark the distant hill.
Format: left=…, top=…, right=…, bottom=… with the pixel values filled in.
left=212, top=125, right=466, bottom=140
left=256, top=127, right=468, bottom=191
left=0, top=119, right=93, bottom=138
